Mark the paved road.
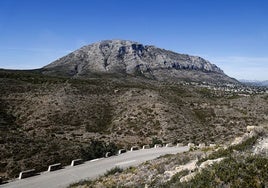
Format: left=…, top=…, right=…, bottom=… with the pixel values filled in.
left=1, top=146, right=189, bottom=188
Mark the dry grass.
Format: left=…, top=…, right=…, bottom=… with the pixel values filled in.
left=0, top=69, right=267, bottom=180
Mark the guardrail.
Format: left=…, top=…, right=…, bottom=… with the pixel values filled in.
left=71, top=159, right=83, bottom=166
left=118, top=149, right=127, bottom=155
left=165, top=143, right=173, bottom=147
left=142, top=145, right=150, bottom=149
left=18, top=169, right=36, bottom=179
left=198, top=143, right=206, bottom=148
left=188, top=143, right=195, bottom=147
left=130, top=146, right=140, bottom=151
left=154, top=144, right=162, bottom=148
left=105, top=152, right=111, bottom=158
left=15, top=143, right=188, bottom=180
left=47, top=163, right=62, bottom=172
left=176, top=143, right=183, bottom=147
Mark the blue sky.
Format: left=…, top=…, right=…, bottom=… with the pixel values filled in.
left=0, top=0, right=267, bottom=80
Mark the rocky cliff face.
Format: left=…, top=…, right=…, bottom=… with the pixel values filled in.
left=42, top=40, right=237, bottom=83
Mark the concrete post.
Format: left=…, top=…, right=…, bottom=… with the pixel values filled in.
left=130, top=146, right=140, bottom=151
left=105, top=152, right=111, bottom=158
left=47, top=163, right=62, bottom=172
left=71, top=159, right=83, bottom=166
left=142, top=145, right=150, bottom=149
left=18, top=169, right=36, bottom=179
left=154, top=144, right=162, bottom=148
left=165, top=143, right=173, bottom=147
left=118, top=149, right=127, bottom=155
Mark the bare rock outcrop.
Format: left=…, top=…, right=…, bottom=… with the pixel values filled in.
left=42, top=40, right=237, bottom=83
left=253, top=137, right=268, bottom=156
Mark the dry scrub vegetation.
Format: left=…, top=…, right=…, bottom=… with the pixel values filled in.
left=0, top=69, right=267, bottom=180
left=69, top=126, right=268, bottom=188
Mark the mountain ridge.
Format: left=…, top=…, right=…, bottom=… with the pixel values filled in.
left=240, top=79, right=268, bottom=87
left=42, top=40, right=237, bottom=83
left=0, top=58, right=266, bottom=181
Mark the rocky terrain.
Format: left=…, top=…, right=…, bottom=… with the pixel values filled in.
left=0, top=69, right=267, bottom=181
left=42, top=40, right=237, bottom=83
left=0, top=41, right=267, bottom=182
left=69, top=125, right=268, bottom=188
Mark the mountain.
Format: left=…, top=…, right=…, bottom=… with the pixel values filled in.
left=260, top=80, right=268, bottom=86
left=1, top=40, right=261, bottom=182
left=240, top=79, right=268, bottom=87
left=42, top=40, right=237, bottom=83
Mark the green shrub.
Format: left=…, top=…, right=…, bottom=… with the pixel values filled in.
left=104, top=166, right=123, bottom=176
left=198, top=136, right=258, bottom=164
left=81, top=140, right=118, bottom=160
left=68, top=179, right=94, bottom=188
left=231, top=136, right=258, bottom=151
left=85, top=105, right=113, bottom=133
left=161, top=155, right=268, bottom=188
left=151, top=137, right=163, bottom=147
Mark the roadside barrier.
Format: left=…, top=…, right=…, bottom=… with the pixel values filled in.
left=18, top=169, right=36, bottom=179
left=105, top=152, right=112, bottom=157
left=142, top=145, right=150, bottom=149
left=71, top=159, right=83, bottom=166
left=118, top=149, right=127, bottom=154
left=130, top=146, right=140, bottom=151
left=154, top=144, right=162, bottom=148
left=47, top=163, right=62, bottom=172
left=165, top=143, right=173, bottom=147
left=176, top=143, right=183, bottom=147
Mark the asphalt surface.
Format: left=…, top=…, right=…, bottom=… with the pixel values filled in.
left=1, top=146, right=189, bottom=188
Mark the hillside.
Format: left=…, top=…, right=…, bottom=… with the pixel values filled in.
left=69, top=125, right=268, bottom=188
left=0, top=69, right=267, bottom=181
left=240, top=79, right=268, bottom=87
left=42, top=40, right=237, bottom=83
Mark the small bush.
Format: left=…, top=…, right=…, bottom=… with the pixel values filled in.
left=104, top=166, right=123, bottom=176
left=198, top=136, right=258, bottom=164
left=81, top=140, right=118, bottom=160
left=151, top=137, right=163, bottom=147
left=161, top=155, right=268, bottom=188
left=68, top=179, right=93, bottom=188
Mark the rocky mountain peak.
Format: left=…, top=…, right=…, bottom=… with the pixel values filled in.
left=42, top=39, right=236, bottom=83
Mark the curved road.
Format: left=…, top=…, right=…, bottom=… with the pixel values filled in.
left=1, top=146, right=189, bottom=188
